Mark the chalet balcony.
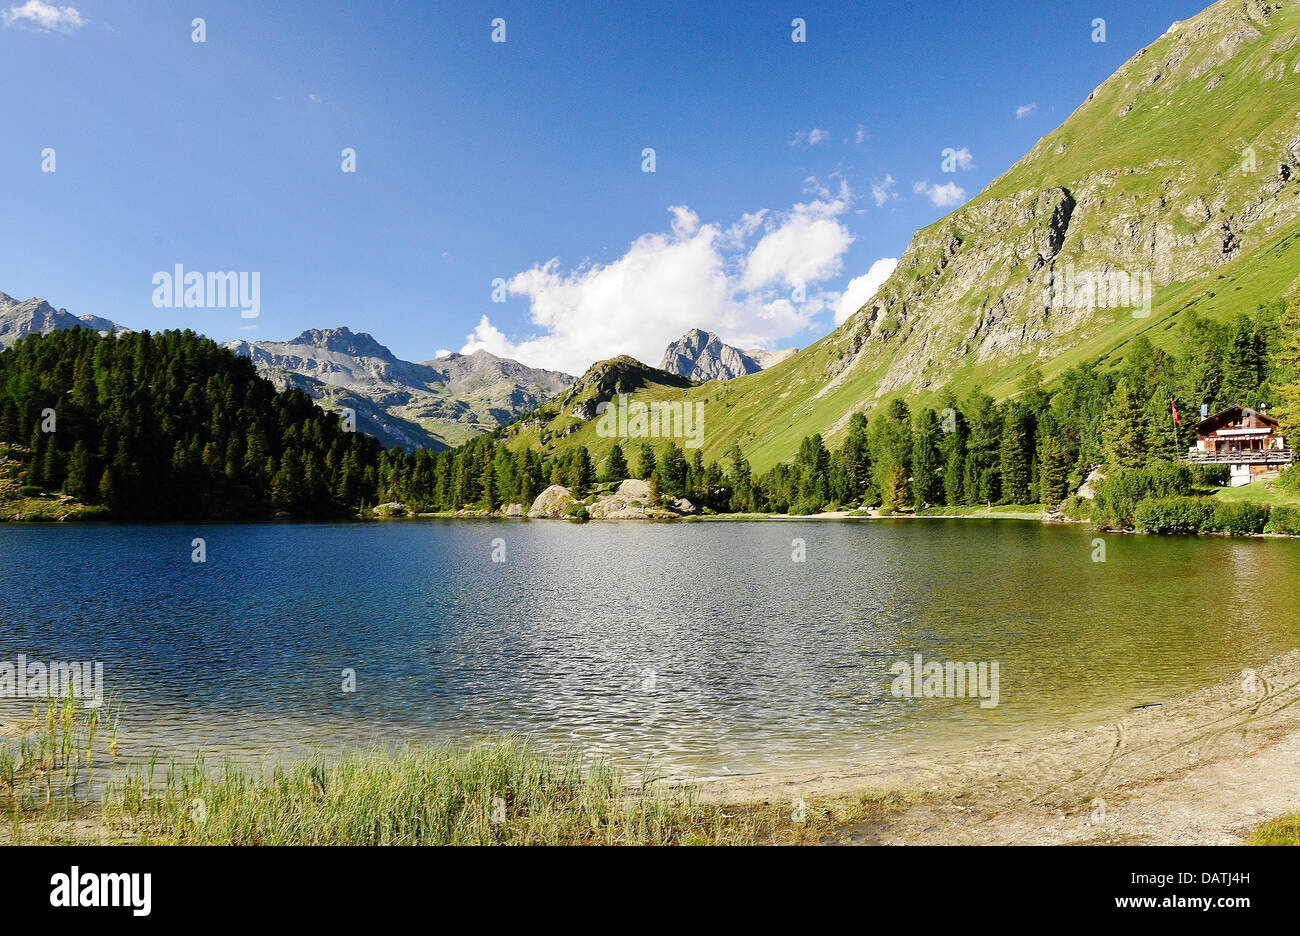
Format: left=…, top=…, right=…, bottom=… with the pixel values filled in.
left=1184, top=448, right=1294, bottom=465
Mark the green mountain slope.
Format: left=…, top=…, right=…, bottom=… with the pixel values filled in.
left=513, top=0, right=1300, bottom=472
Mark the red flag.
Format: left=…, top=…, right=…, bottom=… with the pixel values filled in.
left=1171, top=400, right=1181, bottom=426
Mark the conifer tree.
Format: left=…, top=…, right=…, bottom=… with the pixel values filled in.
left=601, top=443, right=628, bottom=483
left=881, top=463, right=910, bottom=512
left=63, top=441, right=93, bottom=502
left=1101, top=378, right=1148, bottom=469
left=1038, top=436, right=1069, bottom=510
left=635, top=442, right=656, bottom=481
left=998, top=404, right=1033, bottom=503
left=911, top=409, right=944, bottom=508
left=1273, top=291, right=1300, bottom=445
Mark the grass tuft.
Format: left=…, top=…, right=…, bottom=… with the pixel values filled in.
left=1249, top=813, right=1300, bottom=846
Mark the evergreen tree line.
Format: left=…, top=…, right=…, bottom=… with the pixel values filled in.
left=377, top=300, right=1298, bottom=515
left=0, top=328, right=383, bottom=519
left=3, top=296, right=1296, bottom=520
left=741, top=300, right=1297, bottom=515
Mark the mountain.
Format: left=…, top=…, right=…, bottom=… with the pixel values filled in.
left=500, top=355, right=695, bottom=451
left=0, top=291, right=126, bottom=348
left=828, top=0, right=1300, bottom=403
left=225, top=328, right=575, bottom=451
left=1, top=287, right=574, bottom=452
left=658, top=328, right=797, bottom=381
left=500, top=0, right=1300, bottom=471
left=744, top=346, right=800, bottom=370
left=555, top=356, right=695, bottom=420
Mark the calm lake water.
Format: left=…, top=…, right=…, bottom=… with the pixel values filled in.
left=2, top=519, right=1299, bottom=777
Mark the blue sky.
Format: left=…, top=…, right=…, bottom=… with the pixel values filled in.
left=2, top=0, right=1207, bottom=374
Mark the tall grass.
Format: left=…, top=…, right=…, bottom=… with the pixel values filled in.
left=4, top=721, right=905, bottom=845
left=103, top=740, right=900, bottom=845
left=1, top=693, right=120, bottom=842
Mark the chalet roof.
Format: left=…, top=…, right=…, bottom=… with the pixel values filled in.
left=1193, top=405, right=1279, bottom=435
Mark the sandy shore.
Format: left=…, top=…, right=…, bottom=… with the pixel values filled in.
left=696, top=648, right=1300, bottom=844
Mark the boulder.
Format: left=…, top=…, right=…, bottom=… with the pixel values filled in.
left=588, top=495, right=650, bottom=519
left=615, top=478, right=652, bottom=500
left=528, top=484, right=576, bottom=518
left=504, top=503, right=524, bottom=518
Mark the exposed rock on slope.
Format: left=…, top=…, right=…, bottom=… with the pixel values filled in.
left=226, top=328, right=574, bottom=451
left=837, top=0, right=1300, bottom=398
left=744, top=346, right=799, bottom=370
left=659, top=328, right=797, bottom=380
left=550, top=356, right=695, bottom=423
left=0, top=291, right=126, bottom=348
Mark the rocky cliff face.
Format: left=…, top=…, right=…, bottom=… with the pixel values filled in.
left=659, top=328, right=796, bottom=381
left=226, top=328, right=575, bottom=451
left=834, top=0, right=1300, bottom=398
left=0, top=291, right=126, bottom=348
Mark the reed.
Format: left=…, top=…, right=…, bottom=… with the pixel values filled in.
left=99, top=738, right=899, bottom=846
left=5, top=715, right=903, bottom=845
left=1, top=692, right=120, bottom=843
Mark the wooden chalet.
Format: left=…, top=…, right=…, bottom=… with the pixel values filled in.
left=1186, top=405, right=1292, bottom=485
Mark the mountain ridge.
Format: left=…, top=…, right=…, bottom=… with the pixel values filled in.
left=658, top=328, right=797, bottom=381
left=223, top=328, right=575, bottom=451
left=0, top=291, right=127, bottom=348
left=0, top=294, right=576, bottom=452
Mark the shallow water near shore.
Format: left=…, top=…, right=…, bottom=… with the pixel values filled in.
left=2, top=519, right=1299, bottom=777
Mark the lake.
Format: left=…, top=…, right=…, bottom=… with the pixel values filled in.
left=2, top=518, right=1299, bottom=777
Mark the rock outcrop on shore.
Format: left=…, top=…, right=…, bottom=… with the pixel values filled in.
left=528, top=484, right=577, bottom=518
left=587, top=479, right=656, bottom=519
left=526, top=478, right=693, bottom=519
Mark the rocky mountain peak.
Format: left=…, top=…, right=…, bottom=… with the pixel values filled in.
left=287, top=326, right=395, bottom=360
left=0, top=291, right=126, bottom=348
left=659, top=329, right=797, bottom=381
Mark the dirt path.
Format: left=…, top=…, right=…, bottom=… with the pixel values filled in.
left=698, top=649, right=1300, bottom=845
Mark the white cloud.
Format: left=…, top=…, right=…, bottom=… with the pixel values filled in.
left=1, top=1, right=84, bottom=31
left=949, top=146, right=974, bottom=170
left=434, top=349, right=452, bottom=359
left=740, top=193, right=853, bottom=292
left=668, top=204, right=699, bottom=237
left=1016, top=102, right=1038, bottom=119
left=790, top=128, right=829, bottom=146
left=913, top=179, right=967, bottom=208
left=461, top=187, right=858, bottom=375
left=871, top=174, right=899, bottom=207
left=723, top=209, right=767, bottom=248
left=853, top=125, right=868, bottom=144
left=834, top=258, right=899, bottom=325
